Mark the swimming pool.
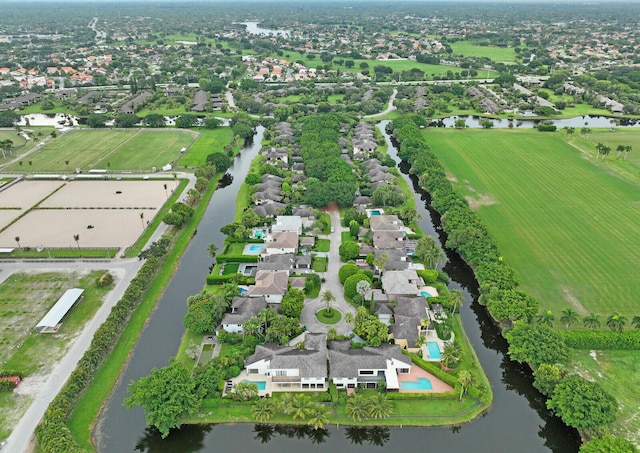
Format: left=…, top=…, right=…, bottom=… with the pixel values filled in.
left=427, top=342, right=441, bottom=359
left=400, top=377, right=433, bottom=391
left=420, top=291, right=432, bottom=298
left=243, top=243, right=264, bottom=255
left=242, top=380, right=266, bottom=391
left=370, top=210, right=382, bottom=216
left=253, top=229, right=265, bottom=239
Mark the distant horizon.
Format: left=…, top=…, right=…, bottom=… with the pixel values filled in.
left=0, top=0, right=637, bottom=3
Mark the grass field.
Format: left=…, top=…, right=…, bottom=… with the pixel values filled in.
left=427, top=128, right=640, bottom=318
left=179, top=127, right=235, bottom=167
left=4, top=129, right=197, bottom=172
left=449, top=42, right=517, bottom=62
left=571, top=350, right=640, bottom=443
left=279, top=50, right=499, bottom=79
left=0, top=270, right=109, bottom=439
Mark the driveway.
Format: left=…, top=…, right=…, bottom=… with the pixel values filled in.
left=301, top=207, right=356, bottom=336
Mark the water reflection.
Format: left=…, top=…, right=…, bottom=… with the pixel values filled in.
left=134, top=424, right=213, bottom=452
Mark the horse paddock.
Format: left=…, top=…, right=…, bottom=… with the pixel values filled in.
left=0, top=179, right=170, bottom=249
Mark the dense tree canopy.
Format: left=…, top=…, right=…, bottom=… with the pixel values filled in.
left=124, top=362, right=200, bottom=438
left=505, top=324, right=569, bottom=369
left=547, top=375, right=618, bottom=430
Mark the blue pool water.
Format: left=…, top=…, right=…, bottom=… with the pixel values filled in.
left=427, top=342, right=441, bottom=359
left=242, top=380, right=266, bottom=390
left=400, top=377, right=433, bottom=391
left=370, top=210, right=382, bottom=216
left=239, top=287, right=248, bottom=295
left=249, top=245, right=262, bottom=251
left=253, top=229, right=265, bottom=239
left=420, top=291, right=432, bottom=298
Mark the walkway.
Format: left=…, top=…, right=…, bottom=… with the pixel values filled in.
left=300, top=207, right=356, bottom=336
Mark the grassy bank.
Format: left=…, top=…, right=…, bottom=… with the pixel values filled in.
left=65, top=172, right=224, bottom=450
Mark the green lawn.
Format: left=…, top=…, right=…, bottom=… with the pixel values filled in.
left=0, top=271, right=109, bottom=439
left=571, top=349, right=640, bottom=443
left=179, top=127, right=235, bottom=167
left=428, top=128, right=640, bottom=318
left=279, top=50, right=499, bottom=79
left=314, top=238, right=330, bottom=252
left=311, top=256, right=328, bottom=272
left=449, top=41, right=517, bottom=62
left=3, top=129, right=197, bottom=172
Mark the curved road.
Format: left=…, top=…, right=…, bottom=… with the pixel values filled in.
left=363, top=88, right=397, bottom=119
left=300, top=208, right=356, bottom=335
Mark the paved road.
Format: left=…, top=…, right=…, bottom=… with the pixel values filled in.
left=300, top=208, right=356, bottom=336
left=363, top=88, right=397, bottom=119
left=0, top=175, right=192, bottom=453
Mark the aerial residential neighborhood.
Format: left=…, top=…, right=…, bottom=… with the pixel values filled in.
left=0, top=2, right=639, bottom=453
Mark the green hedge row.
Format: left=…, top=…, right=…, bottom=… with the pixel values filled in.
left=35, top=257, right=161, bottom=453
left=206, top=275, right=256, bottom=285
left=215, top=254, right=260, bottom=263
left=404, top=351, right=460, bottom=389
left=561, top=330, right=640, bottom=350
left=227, top=237, right=264, bottom=244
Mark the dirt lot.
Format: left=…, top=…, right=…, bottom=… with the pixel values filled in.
left=0, top=180, right=169, bottom=249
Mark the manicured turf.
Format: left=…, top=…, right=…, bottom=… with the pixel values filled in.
left=571, top=349, right=640, bottom=443
left=4, top=129, right=197, bottom=172
left=449, top=41, right=517, bottom=62
left=179, top=127, right=235, bottom=167
left=428, top=128, right=640, bottom=318
left=316, top=307, right=341, bottom=324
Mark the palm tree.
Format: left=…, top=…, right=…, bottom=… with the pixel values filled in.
left=73, top=234, right=80, bottom=249
left=624, top=145, right=632, bottom=160
left=251, top=399, right=275, bottom=422
left=416, top=335, right=427, bottom=348
left=346, top=394, right=369, bottom=422
left=616, top=144, right=626, bottom=159
left=606, top=313, right=627, bottom=332
left=321, top=289, right=335, bottom=314
left=139, top=212, right=145, bottom=229
left=14, top=236, right=20, bottom=252
left=458, top=370, right=473, bottom=401
left=632, top=316, right=640, bottom=330
left=441, top=342, right=461, bottom=368
left=559, top=308, right=580, bottom=329
left=367, top=393, right=393, bottom=419
left=307, top=405, right=330, bottom=430
left=583, top=313, right=601, bottom=329
left=600, top=145, right=611, bottom=161
left=207, top=243, right=218, bottom=259
left=290, top=394, right=313, bottom=420
left=242, top=317, right=263, bottom=339
left=344, top=311, right=354, bottom=326
left=163, top=183, right=168, bottom=198
left=257, top=307, right=278, bottom=331
left=0, top=139, right=13, bottom=158
left=536, top=310, right=555, bottom=327
left=449, top=289, right=464, bottom=316
left=581, top=127, right=592, bottom=138
left=595, top=142, right=604, bottom=159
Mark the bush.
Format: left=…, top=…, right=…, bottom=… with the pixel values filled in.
left=416, top=269, right=438, bottom=284
left=338, top=263, right=360, bottom=284
left=344, top=273, right=371, bottom=300
left=95, top=271, right=113, bottom=288
left=560, top=330, right=640, bottom=350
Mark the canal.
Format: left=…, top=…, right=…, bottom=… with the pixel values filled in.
left=94, top=123, right=581, bottom=452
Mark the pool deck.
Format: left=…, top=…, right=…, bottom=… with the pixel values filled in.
left=397, top=365, right=453, bottom=393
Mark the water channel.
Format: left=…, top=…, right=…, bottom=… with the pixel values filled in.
left=94, top=122, right=581, bottom=452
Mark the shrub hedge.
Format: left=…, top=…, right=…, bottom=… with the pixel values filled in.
left=560, top=330, right=640, bottom=350
left=215, top=254, right=260, bottom=263
left=35, top=257, right=161, bottom=452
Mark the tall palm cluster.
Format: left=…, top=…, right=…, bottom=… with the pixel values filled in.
left=535, top=307, right=640, bottom=332
left=251, top=393, right=331, bottom=430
